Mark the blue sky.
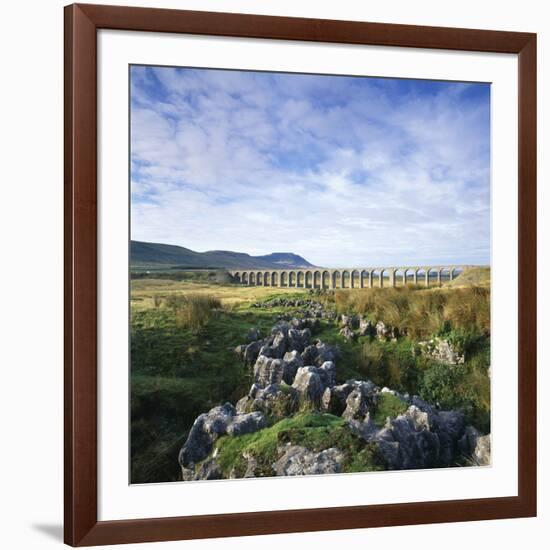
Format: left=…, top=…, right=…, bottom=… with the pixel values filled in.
left=130, top=65, right=490, bottom=267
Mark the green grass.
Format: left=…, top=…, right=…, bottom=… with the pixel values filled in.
left=131, top=279, right=491, bottom=482
left=213, top=412, right=385, bottom=476
left=372, top=393, right=409, bottom=425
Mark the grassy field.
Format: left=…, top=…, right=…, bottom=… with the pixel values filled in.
left=130, top=268, right=491, bottom=483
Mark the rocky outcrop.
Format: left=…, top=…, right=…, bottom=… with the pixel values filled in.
left=417, top=337, right=465, bottom=365
left=236, top=383, right=299, bottom=419
left=178, top=403, right=267, bottom=474
left=179, top=316, right=489, bottom=481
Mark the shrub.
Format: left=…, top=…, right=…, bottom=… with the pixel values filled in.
left=165, top=294, right=222, bottom=330
left=373, top=393, right=408, bottom=425
left=418, top=361, right=490, bottom=433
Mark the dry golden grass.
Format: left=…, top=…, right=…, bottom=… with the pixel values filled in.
left=131, top=279, right=301, bottom=311
left=332, top=284, right=490, bottom=338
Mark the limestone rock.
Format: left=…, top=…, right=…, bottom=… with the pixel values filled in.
left=178, top=403, right=236, bottom=467
left=226, top=411, right=267, bottom=436
left=339, top=326, right=356, bottom=342
left=243, top=340, right=263, bottom=366
left=376, top=321, right=390, bottom=340
left=272, top=446, right=345, bottom=476
left=282, top=350, right=304, bottom=384
left=287, top=328, right=311, bottom=353
left=418, top=337, right=465, bottom=365
left=292, top=367, right=324, bottom=406
left=473, top=435, right=491, bottom=465
left=253, top=355, right=285, bottom=387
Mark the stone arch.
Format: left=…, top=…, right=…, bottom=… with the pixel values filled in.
left=234, top=272, right=241, bottom=284
left=341, top=270, right=350, bottom=289
left=425, top=267, right=433, bottom=287
left=289, top=271, right=297, bottom=287
left=314, top=271, right=322, bottom=289
left=332, top=270, right=341, bottom=289
left=439, top=267, right=452, bottom=285
left=305, top=271, right=313, bottom=288
left=263, top=272, right=270, bottom=286
left=351, top=269, right=360, bottom=288
left=271, top=271, right=279, bottom=286
left=249, top=272, right=256, bottom=285
left=370, top=269, right=382, bottom=288
left=395, top=268, right=406, bottom=287
left=297, top=271, right=305, bottom=288
left=322, top=270, right=330, bottom=289
left=280, top=271, right=288, bottom=287
left=360, top=269, right=370, bottom=288
left=242, top=272, right=249, bottom=285
left=255, top=271, right=262, bottom=286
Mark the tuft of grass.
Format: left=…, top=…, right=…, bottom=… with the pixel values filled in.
left=372, top=392, right=408, bottom=425
left=214, top=413, right=345, bottom=476
left=165, top=294, right=222, bottom=330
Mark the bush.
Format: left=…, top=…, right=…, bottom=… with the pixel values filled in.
left=165, top=294, right=222, bottom=330
left=418, top=361, right=490, bottom=433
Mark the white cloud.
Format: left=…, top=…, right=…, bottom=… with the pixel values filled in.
left=130, top=67, right=490, bottom=267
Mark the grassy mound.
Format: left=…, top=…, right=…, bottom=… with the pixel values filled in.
left=212, top=412, right=385, bottom=477
left=372, top=393, right=409, bottom=425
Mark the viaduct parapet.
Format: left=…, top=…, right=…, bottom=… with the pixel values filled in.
left=227, top=265, right=477, bottom=289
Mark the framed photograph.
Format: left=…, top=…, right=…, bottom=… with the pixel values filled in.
left=64, top=3, right=537, bottom=546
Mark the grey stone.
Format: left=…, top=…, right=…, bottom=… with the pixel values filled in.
left=339, top=327, right=356, bottom=342
left=418, top=337, right=465, bottom=365
left=243, top=340, right=263, bottom=366
left=376, top=321, right=390, bottom=341
left=272, top=446, right=345, bottom=476
left=253, top=355, right=285, bottom=387
left=287, top=328, right=311, bottom=353
left=292, top=367, right=324, bottom=406
left=318, top=361, right=336, bottom=388
left=178, top=403, right=235, bottom=467
left=282, top=350, right=304, bottom=384
left=194, top=457, right=222, bottom=480
left=247, top=383, right=299, bottom=419
left=259, top=330, right=287, bottom=359
left=226, top=411, right=267, bottom=436
left=359, top=317, right=373, bottom=337
left=314, top=341, right=339, bottom=366
left=301, top=344, right=318, bottom=365
left=474, top=435, right=491, bottom=466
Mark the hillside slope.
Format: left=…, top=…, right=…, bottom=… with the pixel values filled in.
left=131, top=240, right=315, bottom=270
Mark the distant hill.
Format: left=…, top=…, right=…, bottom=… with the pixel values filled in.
left=131, top=240, right=315, bottom=270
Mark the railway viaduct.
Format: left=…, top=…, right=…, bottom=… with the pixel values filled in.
left=227, top=265, right=476, bottom=289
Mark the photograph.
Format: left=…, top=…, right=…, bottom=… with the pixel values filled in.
left=129, top=64, right=491, bottom=484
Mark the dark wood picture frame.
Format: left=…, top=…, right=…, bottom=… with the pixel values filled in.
left=64, top=3, right=537, bottom=546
